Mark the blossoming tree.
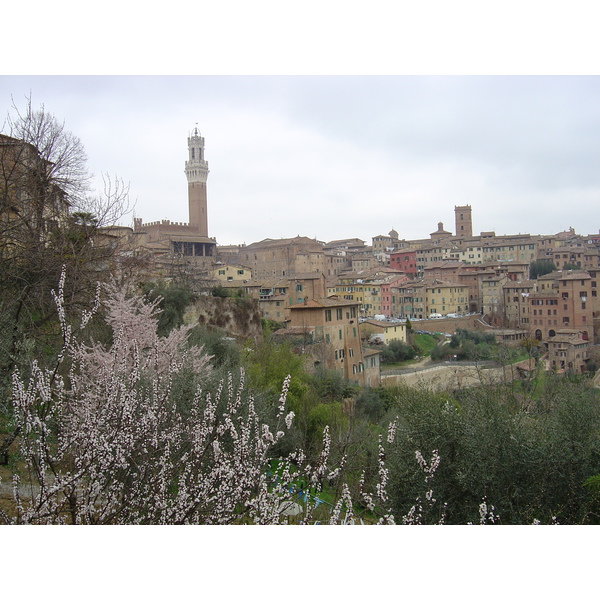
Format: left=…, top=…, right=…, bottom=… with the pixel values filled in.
left=4, top=271, right=399, bottom=524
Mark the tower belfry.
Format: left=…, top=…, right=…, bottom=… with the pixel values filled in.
left=185, top=125, right=209, bottom=237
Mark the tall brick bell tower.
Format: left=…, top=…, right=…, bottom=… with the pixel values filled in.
left=185, top=125, right=209, bottom=237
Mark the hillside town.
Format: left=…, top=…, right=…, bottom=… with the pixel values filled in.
left=3, top=106, right=600, bottom=527
left=85, top=127, right=600, bottom=385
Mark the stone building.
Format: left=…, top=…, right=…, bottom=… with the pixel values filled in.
left=389, top=248, right=417, bottom=276
left=480, top=274, right=510, bottom=325
left=502, top=280, right=535, bottom=330
left=284, top=297, right=369, bottom=385
left=239, top=236, right=326, bottom=279
left=547, top=330, right=591, bottom=373
left=529, top=270, right=593, bottom=342
left=430, top=222, right=453, bottom=243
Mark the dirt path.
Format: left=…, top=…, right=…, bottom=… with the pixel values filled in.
left=382, top=361, right=513, bottom=391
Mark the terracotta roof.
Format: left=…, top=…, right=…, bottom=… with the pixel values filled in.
left=557, top=271, right=591, bottom=280
left=363, top=348, right=382, bottom=358
left=289, top=297, right=360, bottom=310
left=243, top=236, right=323, bottom=250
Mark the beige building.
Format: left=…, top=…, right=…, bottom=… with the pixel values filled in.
left=328, top=268, right=402, bottom=317
left=351, top=250, right=379, bottom=271
left=360, top=319, right=408, bottom=345
left=362, top=348, right=382, bottom=387
left=212, top=264, right=252, bottom=282
left=286, top=297, right=369, bottom=385
left=425, top=280, right=470, bottom=316
left=324, top=251, right=350, bottom=277
left=220, top=273, right=328, bottom=323
left=550, top=246, right=600, bottom=271
left=372, top=229, right=408, bottom=264
left=393, top=281, right=428, bottom=319
left=481, top=274, right=510, bottom=324
left=480, top=235, right=538, bottom=263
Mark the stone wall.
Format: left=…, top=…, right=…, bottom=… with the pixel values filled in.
left=184, top=296, right=263, bottom=341
left=409, top=314, right=487, bottom=335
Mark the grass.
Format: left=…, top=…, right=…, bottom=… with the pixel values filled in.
left=378, top=333, right=444, bottom=370
left=410, top=332, right=443, bottom=355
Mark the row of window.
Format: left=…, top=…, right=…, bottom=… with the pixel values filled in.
left=531, top=298, right=559, bottom=305
left=324, top=326, right=358, bottom=343
left=532, top=318, right=570, bottom=325
left=430, top=298, right=466, bottom=304
left=324, top=307, right=357, bottom=321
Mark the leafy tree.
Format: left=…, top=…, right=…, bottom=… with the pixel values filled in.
left=261, top=318, right=283, bottom=335
left=380, top=340, right=416, bottom=364
left=430, top=341, right=452, bottom=361
left=186, top=326, right=242, bottom=371
left=529, top=259, right=556, bottom=279
left=382, top=379, right=600, bottom=524
left=444, top=329, right=496, bottom=360
left=243, top=338, right=309, bottom=409
left=309, top=367, right=358, bottom=402
left=211, top=285, right=230, bottom=298
left=355, top=386, right=397, bottom=423
left=142, top=280, right=193, bottom=336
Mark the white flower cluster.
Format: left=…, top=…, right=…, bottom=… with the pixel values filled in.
left=478, top=497, right=499, bottom=524
left=402, top=449, right=445, bottom=525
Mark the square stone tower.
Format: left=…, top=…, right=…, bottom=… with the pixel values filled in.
left=455, top=204, right=473, bottom=237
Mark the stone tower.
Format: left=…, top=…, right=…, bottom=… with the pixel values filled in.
left=455, top=204, right=473, bottom=237
left=185, top=126, right=209, bottom=237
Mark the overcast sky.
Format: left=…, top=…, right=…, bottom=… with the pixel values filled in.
left=1, top=75, right=598, bottom=246
left=3, top=0, right=597, bottom=581
left=3, top=0, right=599, bottom=247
